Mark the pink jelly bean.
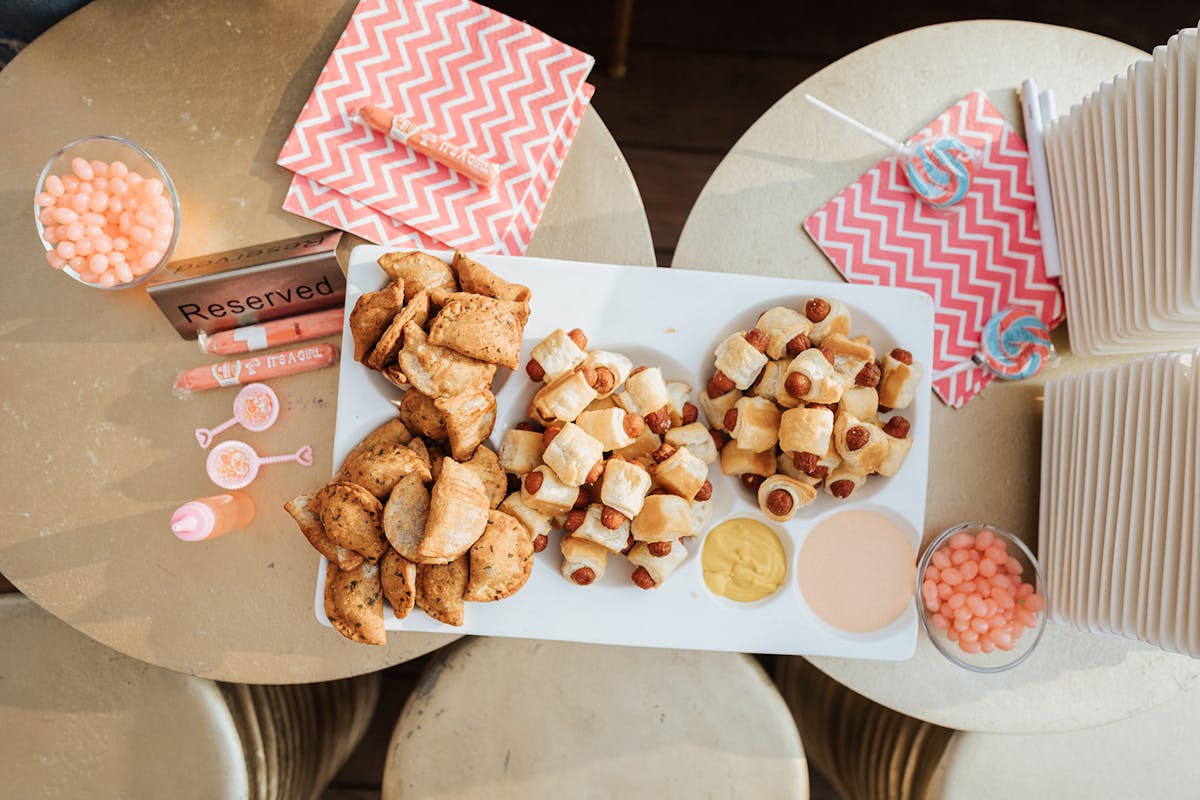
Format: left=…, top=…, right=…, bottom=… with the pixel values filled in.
left=951, top=548, right=969, bottom=566
left=35, top=192, right=56, bottom=207
left=959, top=639, right=982, bottom=654
left=1016, top=583, right=1035, bottom=600
left=45, top=174, right=64, bottom=196
left=985, top=546, right=1007, bottom=563
left=947, top=627, right=960, bottom=642
left=38, top=207, right=56, bottom=225
left=922, top=580, right=939, bottom=602
left=1010, top=622, right=1025, bottom=638
left=953, top=618, right=970, bottom=632
left=108, top=250, right=125, bottom=265
left=62, top=175, right=79, bottom=191
left=109, top=161, right=128, bottom=177
left=139, top=250, right=162, bottom=269
left=131, top=226, right=152, bottom=245
left=135, top=209, right=157, bottom=228
left=971, top=617, right=990, bottom=634
left=925, top=566, right=940, bottom=584
left=89, top=191, right=109, bottom=212
left=110, top=176, right=128, bottom=195
left=954, top=606, right=972, bottom=622
left=937, top=603, right=954, bottom=620
left=1017, top=609, right=1038, bottom=628
left=115, top=263, right=134, bottom=283
left=64, top=222, right=84, bottom=241
left=87, top=254, right=108, bottom=275
left=113, top=235, right=129, bottom=251
left=98, top=271, right=117, bottom=288
left=960, top=629, right=979, bottom=643
left=1006, top=558, right=1024, bottom=576
left=989, top=574, right=1013, bottom=590
left=947, top=592, right=966, bottom=610
left=52, top=207, right=79, bottom=224
left=75, top=237, right=93, bottom=256
left=70, top=193, right=91, bottom=214
left=988, top=628, right=1014, bottom=647
left=980, top=637, right=995, bottom=653
left=56, top=241, right=75, bottom=259
left=1023, top=592, right=1044, bottom=611
left=993, top=588, right=1015, bottom=609
left=975, top=529, right=995, bottom=550
left=89, top=159, right=108, bottom=177
left=941, top=567, right=963, bottom=586
left=71, top=157, right=94, bottom=181
left=931, top=550, right=952, bottom=569
left=46, top=251, right=67, bottom=269
left=949, top=532, right=974, bottom=549
left=959, top=581, right=977, bottom=595
left=967, top=595, right=988, bottom=616
left=937, top=582, right=952, bottom=600
left=93, top=236, right=113, bottom=254
left=978, top=558, right=997, bottom=578
left=143, top=177, right=164, bottom=198
left=930, top=613, right=950, bottom=630
left=976, top=580, right=991, bottom=599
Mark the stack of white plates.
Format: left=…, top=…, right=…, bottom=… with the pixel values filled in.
left=1038, top=348, right=1199, bottom=656
left=1043, top=23, right=1200, bottom=356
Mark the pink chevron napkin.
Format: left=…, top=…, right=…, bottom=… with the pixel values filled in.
left=283, top=84, right=593, bottom=254
left=803, top=90, right=1063, bottom=409
left=277, top=0, right=594, bottom=253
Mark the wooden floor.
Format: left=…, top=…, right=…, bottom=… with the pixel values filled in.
left=5, top=1, right=1194, bottom=797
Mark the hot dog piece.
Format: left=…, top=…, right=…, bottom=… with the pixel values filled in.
left=713, top=332, right=769, bottom=390
left=570, top=503, right=631, bottom=554
left=541, top=423, right=606, bottom=487
left=775, top=451, right=823, bottom=487
left=528, top=328, right=587, bottom=383
left=757, top=474, right=818, bottom=522
left=825, top=464, right=868, bottom=499
left=755, top=306, right=814, bottom=360
left=599, top=457, right=653, bottom=520
left=876, top=417, right=914, bottom=478
left=664, top=381, right=693, bottom=428
left=560, top=535, right=608, bottom=585
left=627, top=540, right=689, bottom=588
left=725, top=395, right=781, bottom=453
left=805, top=297, right=852, bottom=345
left=581, top=350, right=633, bottom=398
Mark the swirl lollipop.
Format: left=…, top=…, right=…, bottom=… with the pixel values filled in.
left=933, top=308, right=1055, bottom=383
left=805, top=94, right=977, bottom=209
left=194, top=383, right=279, bottom=449
left=207, top=440, right=313, bottom=490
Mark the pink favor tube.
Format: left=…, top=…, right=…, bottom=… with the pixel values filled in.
left=171, top=491, right=256, bottom=541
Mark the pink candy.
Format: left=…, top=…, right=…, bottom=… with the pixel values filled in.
left=923, top=530, right=1043, bottom=657
left=38, top=159, right=174, bottom=287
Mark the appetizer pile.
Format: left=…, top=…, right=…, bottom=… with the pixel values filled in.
left=499, top=331, right=717, bottom=590
left=705, top=298, right=923, bottom=521
left=286, top=251, right=534, bottom=644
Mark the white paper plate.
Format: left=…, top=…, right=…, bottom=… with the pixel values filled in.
left=311, top=247, right=935, bottom=659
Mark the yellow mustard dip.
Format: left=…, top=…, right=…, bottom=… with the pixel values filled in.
left=702, top=518, right=787, bottom=602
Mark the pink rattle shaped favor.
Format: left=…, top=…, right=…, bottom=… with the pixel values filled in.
left=194, top=383, right=279, bottom=449
left=206, top=440, right=313, bottom=490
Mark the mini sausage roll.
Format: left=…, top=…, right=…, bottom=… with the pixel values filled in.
left=825, top=464, right=868, bottom=499
left=575, top=407, right=642, bottom=452
left=582, top=350, right=633, bottom=398
left=755, top=306, right=813, bottom=360
left=628, top=540, right=688, bottom=588
left=805, top=297, right=852, bottom=345
left=624, top=366, right=672, bottom=416
left=498, top=491, right=552, bottom=539
left=631, top=493, right=693, bottom=542
left=529, top=328, right=587, bottom=383
left=542, top=423, right=605, bottom=487
left=719, top=440, right=777, bottom=477
left=727, top=395, right=781, bottom=453
left=570, top=503, right=630, bottom=554
left=839, top=385, right=879, bottom=421
left=818, top=333, right=876, bottom=382
left=782, top=349, right=847, bottom=405
left=600, top=457, right=653, bottom=519
left=749, top=360, right=787, bottom=401
left=757, top=474, right=818, bottom=522
left=833, top=412, right=890, bottom=474
left=561, top=535, right=608, bottom=585
left=878, top=350, right=923, bottom=409
left=664, top=381, right=694, bottom=428
left=876, top=416, right=913, bottom=478
left=778, top=405, right=834, bottom=456
left=520, top=465, right=580, bottom=515
left=497, top=429, right=546, bottom=476
left=664, top=422, right=718, bottom=464
left=776, top=452, right=822, bottom=487
left=612, top=425, right=662, bottom=463
left=530, top=368, right=598, bottom=425
left=713, top=332, right=769, bottom=390
left=652, top=446, right=709, bottom=500
left=689, top=498, right=714, bottom=535
left=699, top=388, right=741, bottom=431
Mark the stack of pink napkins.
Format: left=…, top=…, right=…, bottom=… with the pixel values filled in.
left=278, top=0, right=594, bottom=254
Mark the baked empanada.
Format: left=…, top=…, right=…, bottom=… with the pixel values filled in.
left=451, top=250, right=531, bottom=302
left=380, top=548, right=417, bottom=619
left=365, top=289, right=431, bottom=371
left=336, top=440, right=432, bottom=501
left=382, top=473, right=431, bottom=563
left=314, top=481, right=387, bottom=561
left=338, top=417, right=412, bottom=465
left=418, top=458, right=489, bottom=562
left=415, top=556, right=468, bottom=626
left=349, top=280, right=405, bottom=362
left=434, top=388, right=496, bottom=461
left=377, top=251, right=457, bottom=300
left=284, top=493, right=363, bottom=571
left=427, top=292, right=526, bottom=369
left=399, top=321, right=497, bottom=398
left=463, top=445, right=507, bottom=509
left=398, top=389, right=447, bottom=441
left=464, top=509, right=534, bottom=602
left=324, top=560, right=385, bottom=645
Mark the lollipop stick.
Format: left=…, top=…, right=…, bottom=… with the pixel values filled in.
left=804, top=95, right=908, bottom=154
left=195, top=417, right=237, bottom=449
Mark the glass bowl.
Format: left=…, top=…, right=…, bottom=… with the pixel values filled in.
left=33, top=135, right=180, bottom=290
left=916, top=522, right=1048, bottom=673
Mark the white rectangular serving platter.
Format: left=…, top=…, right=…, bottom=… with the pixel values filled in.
left=313, top=247, right=934, bottom=659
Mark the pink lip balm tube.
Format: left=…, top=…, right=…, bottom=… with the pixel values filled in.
left=171, top=491, right=256, bottom=541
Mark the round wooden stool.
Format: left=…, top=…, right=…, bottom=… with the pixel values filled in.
left=383, top=638, right=809, bottom=798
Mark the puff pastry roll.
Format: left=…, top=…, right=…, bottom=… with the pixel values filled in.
left=805, top=297, right=852, bottom=345
left=777, top=405, right=834, bottom=456
left=756, top=306, right=813, bottom=360
left=528, top=328, right=587, bottom=383
left=713, top=332, right=769, bottom=390
left=726, top=395, right=781, bottom=453
left=497, top=429, right=546, bottom=476
left=757, top=474, right=818, bottom=522
left=825, top=464, right=868, bottom=499
left=833, top=412, right=890, bottom=474
left=665, top=381, right=693, bottom=427
left=749, top=360, right=786, bottom=401
left=612, top=427, right=662, bottom=463
left=664, top=422, right=718, bottom=464
left=575, top=407, right=642, bottom=452
left=652, top=446, right=709, bottom=500
left=699, top=388, right=741, bottom=431
left=583, top=350, right=633, bottom=398
left=719, top=440, right=777, bottom=477
left=530, top=368, right=599, bottom=425
left=520, top=464, right=580, bottom=515
left=839, top=385, right=879, bottom=421
left=600, top=457, right=653, bottom=519
left=569, top=503, right=630, bottom=554
left=775, top=451, right=822, bottom=487
left=498, top=491, right=552, bottom=539
left=782, top=349, right=847, bottom=405
left=560, top=535, right=609, bottom=585
left=818, top=333, right=876, bottom=382
left=542, top=423, right=605, bottom=487
left=876, top=417, right=914, bottom=478
left=631, top=493, right=693, bottom=542
left=585, top=395, right=619, bottom=413
left=418, top=458, right=489, bottom=562
left=878, top=350, right=923, bottom=409
left=623, top=366, right=672, bottom=416
left=689, top=498, right=714, bottom=536
left=628, top=540, right=688, bottom=588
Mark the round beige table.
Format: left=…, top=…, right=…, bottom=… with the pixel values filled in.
left=0, top=0, right=653, bottom=684
left=673, top=20, right=1200, bottom=733
left=383, top=638, right=809, bottom=799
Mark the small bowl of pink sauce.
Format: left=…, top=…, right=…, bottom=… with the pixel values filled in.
left=917, top=522, right=1048, bottom=673
left=33, top=135, right=180, bottom=290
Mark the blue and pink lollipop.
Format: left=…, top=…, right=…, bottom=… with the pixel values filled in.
left=932, top=308, right=1055, bottom=384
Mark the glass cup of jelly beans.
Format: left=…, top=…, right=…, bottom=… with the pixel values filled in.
left=916, top=522, right=1048, bottom=673
left=34, top=135, right=180, bottom=290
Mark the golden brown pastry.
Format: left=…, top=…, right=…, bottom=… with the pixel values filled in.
left=541, top=423, right=605, bottom=487
left=498, top=492, right=552, bottom=541
left=464, top=509, right=534, bottom=602
left=427, top=292, right=526, bottom=369
left=451, top=250, right=531, bottom=302
left=663, top=422, right=719, bottom=465
left=434, top=388, right=496, bottom=460
left=365, top=289, right=431, bottom=371
left=833, top=412, right=890, bottom=474
left=382, top=473, right=430, bottom=563
left=775, top=451, right=822, bottom=487
left=599, top=457, right=653, bottom=519
left=804, top=297, right=852, bottom=345
left=530, top=368, right=598, bottom=425
left=582, top=350, right=633, bottom=398
left=719, top=440, right=777, bottom=478
left=755, top=306, right=813, bottom=360
left=839, top=385, right=879, bottom=421
left=623, top=366, right=672, bottom=417
left=878, top=350, right=923, bottom=409
left=529, top=328, right=588, bottom=383
left=575, top=406, right=642, bottom=451
left=349, top=279, right=405, bottom=363
left=757, top=474, right=817, bottom=522
left=398, top=389, right=446, bottom=441
left=324, top=560, right=385, bottom=645
left=781, top=348, right=847, bottom=405
left=497, top=428, right=546, bottom=476
left=380, top=548, right=417, bottom=619
left=825, top=464, right=868, bottom=499
left=519, top=464, right=580, bottom=516
left=631, top=493, right=693, bottom=543
left=568, top=503, right=630, bottom=554
left=726, top=395, right=781, bottom=453
left=418, top=458, right=489, bottom=562
left=612, top=427, right=662, bottom=464
left=665, top=381, right=694, bottom=428
left=713, top=332, right=769, bottom=390
left=699, top=388, right=742, bottom=431
left=749, top=360, right=786, bottom=401
left=285, top=493, right=364, bottom=571
left=818, top=333, right=876, bottom=382
left=339, top=418, right=412, bottom=463
left=689, top=498, right=714, bottom=535
left=463, top=445, right=507, bottom=509
left=876, top=415, right=913, bottom=478
left=415, top=556, right=468, bottom=626
left=336, top=439, right=432, bottom=501
left=778, top=406, right=835, bottom=456
left=398, top=322, right=497, bottom=398
left=627, top=540, right=688, bottom=588
left=377, top=251, right=457, bottom=301
left=314, top=481, right=387, bottom=562
left=652, top=446, right=709, bottom=500
left=407, top=437, right=431, bottom=471
left=560, top=535, right=608, bottom=585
